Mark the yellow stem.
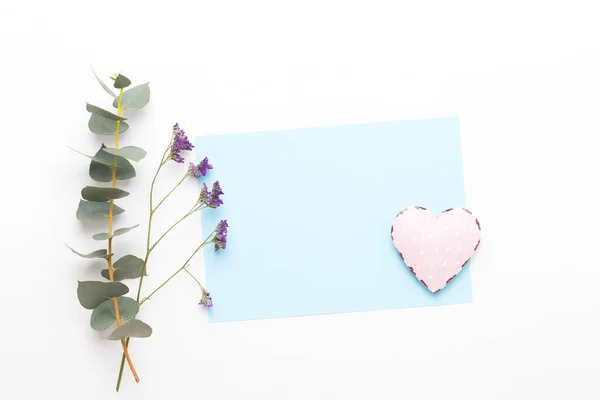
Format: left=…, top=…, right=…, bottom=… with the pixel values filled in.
left=106, top=88, right=139, bottom=383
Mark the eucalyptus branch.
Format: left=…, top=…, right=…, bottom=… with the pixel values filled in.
left=69, top=70, right=151, bottom=392
left=105, top=88, right=140, bottom=383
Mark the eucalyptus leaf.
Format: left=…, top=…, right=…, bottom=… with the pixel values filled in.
left=113, top=83, right=150, bottom=110
left=113, top=74, right=131, bottom=89
left=81, top=186, right=129, bottom=202
left=102, top=146, right=147, bottom=162
left=76, top=200, right=124, bottom=221
left=90, top=297, right=139, bottom=331
left=101, top=255, right=144, bottom=281
left=93, top=224, right=139, bottom=241
left=77, top=281, right=129, bottom=310
left=65, top=244, right=110, bottom=259
left=89, top=144, right=136, bottom=182
left=68, top=146, right=113, bottom=167
left=107, top=318, right=152, bottom=340
left=86, top=103, right=127, bottom=121
left=88, top=113, right=129, bottom=135
left=91, top=67, right=117, bottom=98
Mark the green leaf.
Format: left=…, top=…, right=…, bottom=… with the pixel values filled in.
left=92, top=224, right=139, bottom=241
left=76, top=200, right=124, bottom=221
left=81, top=186, right=129, bottom=202
left=77, top=281, right=129, bottom=310
left=86, top=103, right=127, bottom=121
left=113, top=74, right=131, bottom=89
left=91, top=67, right=117, bottom=98
left=89, top=144, right=136, bottom=182
left=107, top=318, right=152, bottom=340
left=113, top=83, right=150, bottom=110
left=90, top=297, right=139, bottom=331
left=101, top=255, right=144, bottom=281
left=88, top=113, right=129, bottom=135
left=68, top=146, right=112, bottom=167
left=65, top=244, right=110, bottom=259
left=102, top=146, right=147, bottom=162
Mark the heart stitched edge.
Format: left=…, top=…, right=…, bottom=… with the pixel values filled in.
left=390, top=206, right=481, bottom=293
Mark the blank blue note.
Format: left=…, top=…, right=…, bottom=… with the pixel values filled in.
left=195, top=117, right=471, bottom=322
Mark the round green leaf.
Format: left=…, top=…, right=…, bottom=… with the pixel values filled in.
left=107, top=318, right=152, bottom=340
left=113, top=74, right=131, bottom=89
left=89, top=144, right=136, bottom=182
left=102, top=146, right=146, bottom=162
left=113, top=83, right=150, bottom=110
left=76, top=200, right=124, bottom=221
left=101, top=255, right=144, bottom=281
left=77, top=281, right=129, bottom=310
left=90, top=297, right=139, bottom=331
left=92, top=224, right=139, bottom=241
left=86, top=103, right=127, bottom=121
left=88, top=113, right=129, bottom=135
left=81, top=186, right=129, bottom=202
left=65, top=244, right=109, bottom=259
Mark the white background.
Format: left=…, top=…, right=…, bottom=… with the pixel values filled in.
left=1, top=0, right=599, bottom=398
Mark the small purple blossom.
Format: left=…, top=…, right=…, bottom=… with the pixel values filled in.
left=211, top=181, right=223, bottom=196
left=199, top=289, right=213, bottom=307
left=198, top=181, right=224, bottom=208
left=188, top=157, right=213, bottom=178
left=199, top=183, right=210, bottom=204
left=213, top=219, right=228, bottom=251
left=169, top=123, right=194, bottom=163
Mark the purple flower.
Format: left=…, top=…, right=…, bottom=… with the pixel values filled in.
left=169, top=123, right=194, bottom=163
left=213, top=219, right=228, bottom=251
left=199, top=183, right=210, bottom=204
left=188, top=157, right=213, bottom=178
left=199, top=289, right=213, bottom=308
left=199, top=180, right=224, bottom=208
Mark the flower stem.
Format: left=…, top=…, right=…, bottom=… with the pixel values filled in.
left=149, top=204, right=203, bottom=253
left=107, top=88, right=140, bottom=385
left=139, top=230, right=215, bottom=305
left=139, top=264, right=190, bottom=305
left=115, top=141, right=175, bottom=391
left=153, top=174, right=188, bottom=213
left=183, top=267, right=207, bottom=292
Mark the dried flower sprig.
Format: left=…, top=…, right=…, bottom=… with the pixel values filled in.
left=68, top=70, right=152, bottom=385
left=115, top=123, right=227, bottom=391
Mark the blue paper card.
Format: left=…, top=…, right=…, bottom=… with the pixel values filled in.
left=195, top=117, right=471, bottom=322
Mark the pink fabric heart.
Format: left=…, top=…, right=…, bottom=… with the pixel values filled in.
left=391, top=207, right=481, bottom=293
